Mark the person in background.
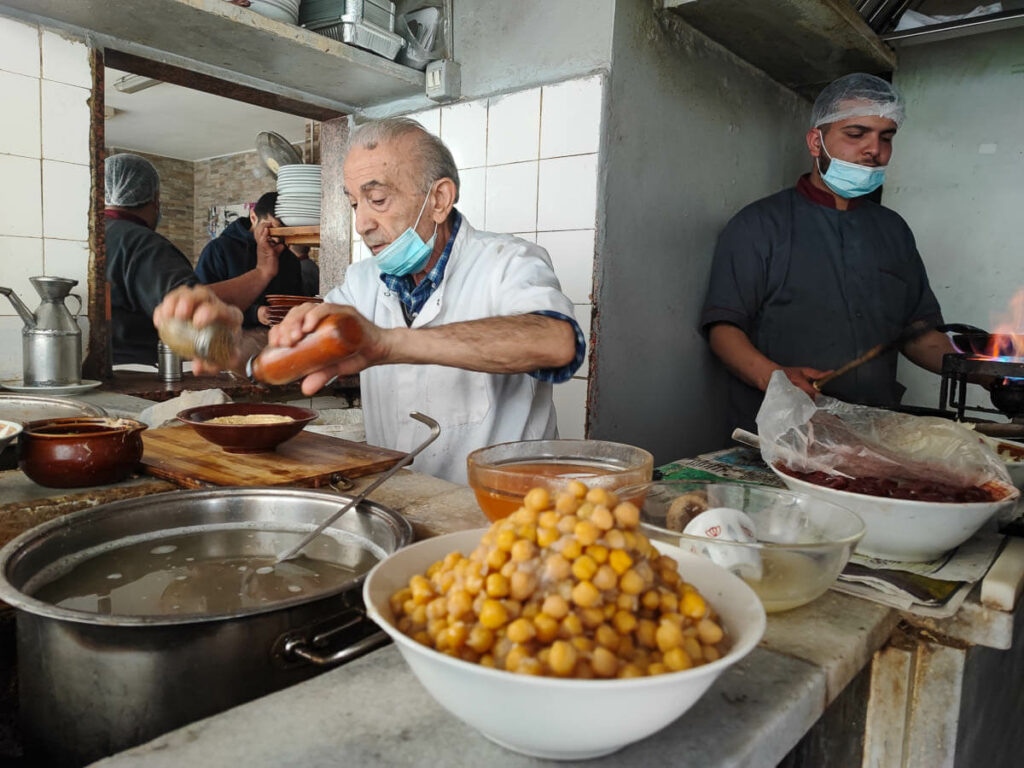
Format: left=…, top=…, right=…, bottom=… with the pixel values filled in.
left=154, top=118, right=585, bottom=484
left=104, top=153, right=282, bottom=364
left=294, top=244, right=321, bottom=297
left=195, top=192, right=312, bottom=327
left=700, top=73, right=957, bottom=432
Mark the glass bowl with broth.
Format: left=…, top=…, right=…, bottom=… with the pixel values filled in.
left=623, top=480, right=865, bottom=613
left=466, top=439, right=653, bottom=522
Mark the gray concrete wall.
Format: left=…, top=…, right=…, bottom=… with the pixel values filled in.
left=587, top=3, right=811, bottom=464
left=362, top=0, right=615, bottom=117
left=886, top=27, right=1024, bottom=413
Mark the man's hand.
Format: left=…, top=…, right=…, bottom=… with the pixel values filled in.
left=256, top=305, right=271, bottom=326
left=268, top=302, right=390, bottom=395
left=253, top=219, right=282, bottom=281
left=781, top=366, right=833, bottom=398
left=153, top=285, right=244, bottom=375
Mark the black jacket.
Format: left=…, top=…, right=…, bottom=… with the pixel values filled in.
left=195, top=218, right=308, bottom=327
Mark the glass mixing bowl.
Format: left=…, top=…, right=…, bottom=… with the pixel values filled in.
left=466, top=439, right=653, bottom=522
left=622, top=480, right=865, bottom=613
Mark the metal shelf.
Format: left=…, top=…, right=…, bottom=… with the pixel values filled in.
left=0, top=0, right=424, bottom=115
left=662, top=0, right=897, bottom=97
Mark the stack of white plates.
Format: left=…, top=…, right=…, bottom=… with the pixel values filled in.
left=249, top=0, right=301, bottom=25
left=276, top=164, right=322, bottom=227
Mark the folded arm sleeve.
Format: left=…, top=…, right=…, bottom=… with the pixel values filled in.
left=699, top=211, right=769, bottom=338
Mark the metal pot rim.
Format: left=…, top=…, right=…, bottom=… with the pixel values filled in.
left=0, top=487, right=413, bottom=627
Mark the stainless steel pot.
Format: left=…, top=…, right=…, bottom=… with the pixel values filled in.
left=0, top=487, right=413, bottom=767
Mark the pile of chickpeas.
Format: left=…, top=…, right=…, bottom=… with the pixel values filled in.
left=389, top=482, right=730, bottom=679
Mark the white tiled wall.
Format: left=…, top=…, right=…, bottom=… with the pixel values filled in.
left=0, top=18, right=92, bottom=382
left=351, top=75, right=604, bottom=438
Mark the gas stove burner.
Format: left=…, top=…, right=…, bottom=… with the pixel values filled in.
left=989, top=378, right=1024, bottom=419
left=938, top=352, right=1024, bottom=421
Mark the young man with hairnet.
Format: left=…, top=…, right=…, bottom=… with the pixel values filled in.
left=104, top=153, right=284, bottom=364
left=154, top=119, right=584, bottom=484
left=700, top=73, right=957, bottom=432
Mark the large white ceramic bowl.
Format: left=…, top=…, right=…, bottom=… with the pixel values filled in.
left=771, top=467, right=1018, bottom=562
left=363, top=528, right=766, bottom=760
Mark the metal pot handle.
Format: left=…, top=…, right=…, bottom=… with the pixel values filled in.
left=67, top=292, right=83, bottom=318
left=279, top=610, right=389, bottom=667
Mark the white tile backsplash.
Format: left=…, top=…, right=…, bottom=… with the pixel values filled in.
left=408, top=108, right=440, bottom=137
left=0, top=316, right=24, bottom=381
left=0, top=155, right=42, bottom=237
left=455, top=167, right=486, bottom=229
left=41, top=30, right=91, bottom=88
left=537, top=154, right=598, bottom=232
left=0, top=235, right=44, bottom=312
left=44, top=238, right=90, bottom=306
left=512, top=232, right=536, bottom=243
left=0, top=70, right=41, bottom=158
left=441, top=99, right=487, bottom=169
left=536, top=229, right=595, bottom=304
left=41, top=80, right=90, bottom=164
left=552, top=377, right=588, bottom=439
left=487, top=88, right=541, bottom=166
left=42, top=160, right=90, bottom=241
left=541, top=76, right=602, bottom=159
left=0, top=16, right=39, bottom=78
left=485, top=161, right=538, bottom=234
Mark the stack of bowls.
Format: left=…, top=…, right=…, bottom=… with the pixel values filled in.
left=276, top=165, right=322, bottom=226
left=249, top=0, right=301, bottom=24
left=264, top=294, right=323, bottom=326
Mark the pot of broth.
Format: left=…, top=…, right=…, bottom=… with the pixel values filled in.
left=0, top=487, right=413, bottom=767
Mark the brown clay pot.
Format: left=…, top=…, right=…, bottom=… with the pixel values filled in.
left=18, top=417, right=147, bottom=488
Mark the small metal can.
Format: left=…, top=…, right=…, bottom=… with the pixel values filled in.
left=157, top=341, right=183, bottom=383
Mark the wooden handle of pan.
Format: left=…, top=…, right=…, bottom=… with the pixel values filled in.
left=812, top=342, right=888, bottom=392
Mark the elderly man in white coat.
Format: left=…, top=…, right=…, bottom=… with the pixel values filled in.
left=155, top=118, right=585, bottom=484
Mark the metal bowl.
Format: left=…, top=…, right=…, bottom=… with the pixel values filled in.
left=0, top=420, right=23, bottom=452
left=177, top=402, right=317, bottom=453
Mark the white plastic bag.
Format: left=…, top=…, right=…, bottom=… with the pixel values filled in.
left=756, top=370, right=1010, bottom=489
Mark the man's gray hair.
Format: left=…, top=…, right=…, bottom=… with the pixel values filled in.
left=348, top=117, right=460, bottom=203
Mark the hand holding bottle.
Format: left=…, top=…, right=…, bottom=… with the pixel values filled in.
left=153, top=285, right=245, bottom=375
left=264, top=303, right=385, bottom=393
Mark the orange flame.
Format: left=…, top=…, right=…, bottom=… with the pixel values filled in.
left=985, top=290, right=1024, bottom=360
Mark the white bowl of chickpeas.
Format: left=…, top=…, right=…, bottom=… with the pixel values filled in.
left=363, top=483, right=766, bottom=760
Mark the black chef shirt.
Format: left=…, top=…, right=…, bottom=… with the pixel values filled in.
left=700, top=175, right=944, bottom=432
left=105, top=211, right=198, bottom=365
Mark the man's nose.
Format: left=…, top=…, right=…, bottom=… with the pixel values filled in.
left=862, top=136, right=882, bottom=162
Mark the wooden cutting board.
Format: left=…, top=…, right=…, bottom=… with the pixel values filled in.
left=141, top=425, right=405, bottom=489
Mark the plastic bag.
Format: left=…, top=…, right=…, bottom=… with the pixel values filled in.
left=755, top=370, right=1010, bottom=489
left=397, top=6, right=443, bottom=70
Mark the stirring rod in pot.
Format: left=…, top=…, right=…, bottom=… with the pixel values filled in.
left=275, top=412, right=441, bottom=563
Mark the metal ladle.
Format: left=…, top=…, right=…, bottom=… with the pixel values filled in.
left=274, top=412, right=441, bottom=563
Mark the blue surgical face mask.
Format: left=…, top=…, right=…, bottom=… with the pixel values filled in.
left=374, top=190, right=437, bottom=276
left=817, top=130, right=887, bottom=199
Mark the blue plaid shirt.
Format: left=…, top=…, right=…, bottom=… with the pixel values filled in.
left=379, top=211, right=586, bottom=383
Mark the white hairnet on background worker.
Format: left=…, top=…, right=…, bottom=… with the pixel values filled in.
left=104, top=153, right=160, bottom=207
left=811, top=72, right=905, bottom=129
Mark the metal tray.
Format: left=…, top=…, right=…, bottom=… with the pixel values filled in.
left=0, top=393, right=106, bottom=425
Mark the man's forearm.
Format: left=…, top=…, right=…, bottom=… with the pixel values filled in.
left=901, top=329, right=955, bottom=374
left=708, top=323, right=780, bottom=391
left=207, top=267, right=273, bottom=314
left=387, top=314, right=576, bottom=374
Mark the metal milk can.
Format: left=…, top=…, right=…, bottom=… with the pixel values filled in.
left=0, top=276, right=83, bottom=387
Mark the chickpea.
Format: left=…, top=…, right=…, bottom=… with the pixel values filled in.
left=466, top=624, right=494, bottom=654
left=655, top=619, right=683, bottom=653
left=534, top=613, right=560, bottom=643
left=509, top=569, right=537, bottom=601
left=590, top=505, right=615, bottom=531
left=592, top=564, right=618, bottom=591
left=478, top=599, right=509, bottom=629
left=572, top=554, right=598, bottom=582
left=574, top=520, right=601, bottom=546
left=524, top=487, right=551, bottom=512
left=567, top=480, right=588, bottom=499
left=486, top=547, right=509, bottom=570
left=559, top=613, right=583, bottom=638
left=548, top=640, right=578, bottom=676
left=556, top=514, right=579, bottom=534
left=619, top=568, right=645, bottom=595
left=663, top=647, right=693, bottom=672
left=555, top=492, right=580, bottom=515
left=542, top=594, right=570, bottom=620
left=697, top=618, right=724, bottom=645
left=507, top=617, right=537, bottom=644
left=613, top=609, right=638, bottom=635
left=592, top=646, right=619, bottom=678
left=682, top=590, right=708, bottom=619
left=537, top=526, right=560, bottom=548
left=571, top=580, right=601, bottom=608
left=613, top=501, right=640, bottom=528
left=544, top=553, right=571, bottom=581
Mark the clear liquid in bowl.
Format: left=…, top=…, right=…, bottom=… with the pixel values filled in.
left=30, top=527, right=380, bottom=617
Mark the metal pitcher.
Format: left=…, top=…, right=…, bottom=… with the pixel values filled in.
left=0, top=276, right=82, bottom=387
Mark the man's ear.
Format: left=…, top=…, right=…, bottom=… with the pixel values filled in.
left=805, top=128, right=823, bottom=158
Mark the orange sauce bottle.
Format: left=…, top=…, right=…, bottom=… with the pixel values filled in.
left=249, top=313, right=365, bottom=386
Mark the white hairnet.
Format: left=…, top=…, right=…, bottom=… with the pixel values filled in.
left=105, top=153, right=160, bottom=207
left=811, top=73, right=905, bottom=129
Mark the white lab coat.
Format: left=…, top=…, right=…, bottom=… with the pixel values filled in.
left=325, top=217, right=577, bottom=485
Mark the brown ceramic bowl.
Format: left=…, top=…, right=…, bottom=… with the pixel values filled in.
left=176, top=403, right=317, bottom=454
left=18, top=417, right=147, bottom=488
